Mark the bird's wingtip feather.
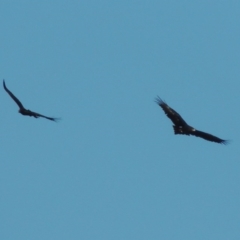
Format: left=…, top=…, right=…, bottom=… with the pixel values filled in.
left=155, top=96, right=165, bottom=105
left=222, top=140, right=230, bottom=145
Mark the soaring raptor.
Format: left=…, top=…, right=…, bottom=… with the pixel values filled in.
left=155, top=96, right=228, bottom=144
left=3, top=80, right=59, bottom=122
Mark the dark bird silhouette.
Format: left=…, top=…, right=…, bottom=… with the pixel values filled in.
left=155, top=96, right=228, bottom=144
left=3, top=80, right=59, bottom=122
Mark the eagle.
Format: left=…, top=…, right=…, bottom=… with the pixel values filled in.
left=3, top=80, right=60, bottom=122
left=155, top=96, right=228, bottom=144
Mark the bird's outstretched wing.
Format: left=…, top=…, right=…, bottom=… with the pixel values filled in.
left=155, top=96, right=187, bottom=126
left=3, top=80, right=25, bottom=110
left=30, top=110, right=60, bottom=122
left=190, top=129, right=229, bottom=145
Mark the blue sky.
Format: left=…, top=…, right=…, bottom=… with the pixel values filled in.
left=1, top=1, right=240, bottom=239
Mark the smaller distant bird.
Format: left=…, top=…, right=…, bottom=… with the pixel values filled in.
left=3, top=80, right=60, bottom=122
left=155, top=96, right=228, bottom=144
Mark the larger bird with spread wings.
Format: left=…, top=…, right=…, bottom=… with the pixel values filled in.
left=3, top=80, right=59, bottom=122
left=155, top=96, right=228, bottom=144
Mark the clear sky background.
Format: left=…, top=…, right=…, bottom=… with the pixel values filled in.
left=1, top=1, right=240, bottom=239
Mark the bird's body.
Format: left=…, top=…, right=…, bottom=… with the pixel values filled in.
left=3, top=80, right=59, bottom=122
left=155, top=96, right=228, bottom=144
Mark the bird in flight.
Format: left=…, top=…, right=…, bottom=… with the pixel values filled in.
left=3, top=80, right=60, bottom=122
left=155, top=96, right=228, bottom=144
